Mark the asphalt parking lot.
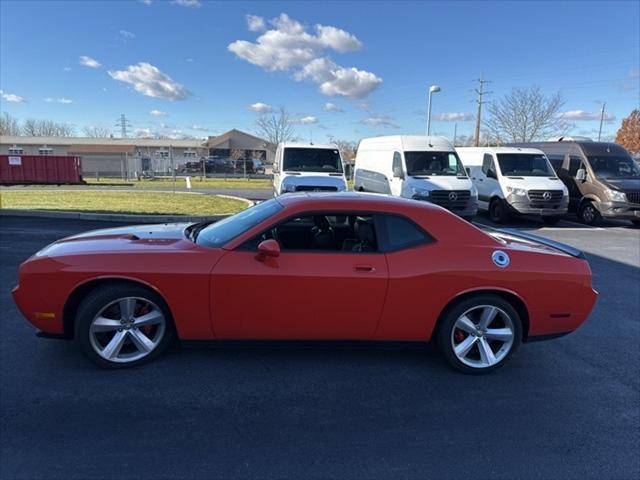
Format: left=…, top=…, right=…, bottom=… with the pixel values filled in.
left=0, top=215, right=638, bottom=480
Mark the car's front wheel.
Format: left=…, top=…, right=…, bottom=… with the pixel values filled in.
left=436, top=294, right=522, bottom=374
left=75, top=283, right=174, bottom=368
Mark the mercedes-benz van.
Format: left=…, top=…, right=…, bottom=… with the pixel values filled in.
left=457, top=147, right=568, bottom=224
left=354, top=136, right=477, bottom=220
left=272, top=143, right=348, bottom=196
left=511, top=138, right=640, bottom=226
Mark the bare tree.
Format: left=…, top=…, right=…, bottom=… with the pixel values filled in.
left=484, top=86, right=568, bottom=143
left=0, top=112, right=21, bottom=136
left=83, top=125, right=112, bottom=138
left=328, top=137, right=357, bottom=161
left=22, top=118, right=75, bottom=137
left=254, top=106, right=297, bottom=149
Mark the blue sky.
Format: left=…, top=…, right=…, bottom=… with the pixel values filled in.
left=1, top=0, right=638, bottom=142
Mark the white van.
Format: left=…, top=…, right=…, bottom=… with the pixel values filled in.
left=457, top=147, right=569, bottom=224
left=273, top=142, right=348, bottom=196
left=354, top=135, right=477, bottom=220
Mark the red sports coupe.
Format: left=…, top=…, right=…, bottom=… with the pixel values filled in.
left=12, top=193, right=597, bottom=373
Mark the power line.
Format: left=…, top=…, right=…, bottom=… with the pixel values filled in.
left=474, top=74, right=492, bottom=147
left=115, top=113, right=132, bottom=138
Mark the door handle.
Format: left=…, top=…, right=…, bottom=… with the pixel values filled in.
left=354, top=264, right=375, bottom=272
left=478, top=178, right=484, bottom=181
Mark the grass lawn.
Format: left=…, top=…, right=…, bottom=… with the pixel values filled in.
left=0, top=190, right=248, bottom=215
left=85, top=177, right=272, bottom=190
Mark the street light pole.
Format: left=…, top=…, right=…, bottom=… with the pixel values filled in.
left=427, top=85, right=441, bottom=136
left=598, top=102, right=606, bottom=142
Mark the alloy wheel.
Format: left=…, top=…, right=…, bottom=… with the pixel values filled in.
left=88, top=297, right=166, bottom=363
left=450, top=305, right=515, bottom=369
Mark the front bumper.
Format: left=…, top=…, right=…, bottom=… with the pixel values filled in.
left=598, top=201, right=640, bottom=219
left=507, top=195, right=568, bottom=216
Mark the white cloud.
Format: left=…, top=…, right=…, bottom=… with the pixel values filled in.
left=186, top=58, right=194, bottom=63
left=246, top=15, right=266, bottom=32
left=190, top=124, right=210, bottom=131
left=43, top=97, right=54, bottom=102
left=57, top=97, right=73, bottom=104
left=172, top=0, right=201, bottom=7
left=362, top=115, right=398, bottom=128
left=248, top=102, right=274, bottom=113
left=356, top=101, right=370, bottom=111
left=559, top=110, right=616, bottom=123
left=0, top=90, right=25, bottom=103
left=120, top=30, right=135, bottom=41
left=79, top=55, right=101, bottom=68
left=149, top=109, right=168, bottom=117
left=435, top=112, right=473, bottom=121
left=63, top=67, right=72, bottom=72
left=228, top=13, right=381, bottom=98
left=108, top=62, right=189, bottom=101
left=322, top=102, right=343, bottom=112
left=139, top=0, right=152, bottom=4
left=291, top=115, right=318, bottom=125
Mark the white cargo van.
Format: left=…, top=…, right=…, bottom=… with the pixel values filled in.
left=457, top=147, right=569, bottom=224
left=354, top=135, right=477, bottom=220
left=272, top=142, right=348, bottom=196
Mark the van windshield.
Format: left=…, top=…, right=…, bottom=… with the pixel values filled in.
left=283, top=148, right=343, bottom=173
left=588, top=156, right=640, bottom=179
left=497, top=153, right=555, bottom=177
left=404, top=151, right=466, bottom=176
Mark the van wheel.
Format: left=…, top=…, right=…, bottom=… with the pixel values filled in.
left=579, top=201, right=601, bottom=226
left=489, top=198, right=509, bottom=223
left=631, top=220, right=640, bottom=227
left=542, top=216, right=560, bottom=226
left=436, top=294, right=522, bottom=374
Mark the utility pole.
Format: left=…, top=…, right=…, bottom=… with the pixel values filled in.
left=453, top=123, right=458, bottom=146
left=598, top=102, right=606, bottom=141
left=115, top=114, right=131, bottom=138
left=473, top=75, right=492, bottom=146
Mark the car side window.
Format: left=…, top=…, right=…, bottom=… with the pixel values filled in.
left=568, top=156, right=582, bottom=176
left=240, top=213, right=380, bottom=253
left=379, top=214, right=433, bottom=252
left=482, top=154, right=494, bottom=175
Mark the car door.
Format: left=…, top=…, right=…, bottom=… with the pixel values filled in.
left=209, top=213, right=389, bottom=340
left=475, top=153, right=495, bottom=208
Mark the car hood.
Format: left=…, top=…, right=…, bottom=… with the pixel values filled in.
left=502, top=176, right=565, bottom=190
left=35, top=223, right=194, bottom=258
left=280, top=173, right=346, bottom=189
left=602, top=178, right=640, bottom=192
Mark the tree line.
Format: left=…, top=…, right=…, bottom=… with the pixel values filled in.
left=0, top=113, right=113, bottom=138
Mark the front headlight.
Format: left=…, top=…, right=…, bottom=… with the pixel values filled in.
left=605, top=189, right=627, bottom=202
left=470, top=185, right=478, bottom=198
left=281, top=183, right=296, bottom=193
left=506, top=186, right=527, bottom=196
left=410, top=187, right=430, bottom=198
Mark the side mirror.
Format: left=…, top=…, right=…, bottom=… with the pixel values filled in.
left=576, top=168, right=586, bottom=181
left=487, top=169, right=496, bottom=179
left=393, top=166, right=404, bottom=179
left=256, top=239, right=280, bottom=260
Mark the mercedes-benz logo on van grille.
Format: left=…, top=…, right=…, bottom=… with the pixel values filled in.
left=448, top=192, right=458, bottom=201
left=542, top=191, right=552, bottom=200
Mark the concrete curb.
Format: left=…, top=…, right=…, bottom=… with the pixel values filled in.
left=0, top=194, right=253, bottom=223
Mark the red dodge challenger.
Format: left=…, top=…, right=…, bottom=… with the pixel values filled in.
left=12, top=193, right=597, bottom=373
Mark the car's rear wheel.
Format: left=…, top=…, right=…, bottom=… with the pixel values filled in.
left=436, top=294, right=522, bottom=374
left=578, top=200, right=602, bottom=226
left=75, top=283, right=174, bottom=368
left=489, top=198, right=509, bottom=223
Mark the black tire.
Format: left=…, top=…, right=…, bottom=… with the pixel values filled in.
left=578, top=201, right=602, bottom=226
left=542, top=216, right=560, bottom=226
left=74, top=282, right=174, bottom=368
left=489, top=198, right=509, bottom=223
left=435, top=294, right=522, bottom=374
left=631, top=220, right=640, bottom=227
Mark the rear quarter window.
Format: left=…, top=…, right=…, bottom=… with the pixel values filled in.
left=380, top=214, right=433, bottom=251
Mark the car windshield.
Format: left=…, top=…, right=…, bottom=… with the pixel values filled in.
left=496, top=153, right=555, bottom=177
left=404, top=151, right=466, bottom=176
left=588, top=156, right=640, bottom=179
left=195, top=199, right=283, bottom=248
left=283, top=148, right=343, bottom=172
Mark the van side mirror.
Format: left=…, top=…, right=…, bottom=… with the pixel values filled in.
left=393, top=166, right=405, bottom=179
left=576, top=168, right=586, bottom=181
left=486, top=169, right=496, bottom=179
left=256, top=239, right=280, bottom=260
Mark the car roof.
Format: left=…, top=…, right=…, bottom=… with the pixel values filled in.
left=279, top=142, right=338, bottom=150
left=457, top=146, right=544, bottom=155
left=274, top=191, right=443, bottom=213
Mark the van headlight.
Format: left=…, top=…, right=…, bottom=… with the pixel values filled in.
left=281, top=183, right=297, bottom=193
left=470, top=185, right=478, bottom=198
left=410, top=187, right=430, bottom=198
left=506, top=186, right=527, bottom=196
left=605, top=189, right=626, bottom=202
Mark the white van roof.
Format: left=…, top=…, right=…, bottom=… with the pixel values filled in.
left=279, top=142, right=338, bottom=150
left=456, top=146, right=546, bottom=166
left=358, top=135, right=454, bottom=151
